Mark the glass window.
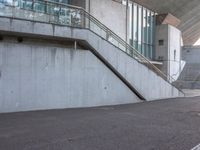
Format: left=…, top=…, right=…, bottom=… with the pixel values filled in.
left=122, top=0, right=127, bottom=5
left=142, top=8, right=146, bottom=56
left=34, top=1, right=46, bottom=13
left=143, top=8, right=147, bottom=42
left=128, top=2, right=133, bottom=45
left=151, top=12, right=155, bottom=45
left=146, top=10, right=150, bottom=57
left=133, top=3, right=138, bottom=49
left=152, top=12, right=156, bottom=59
left=137, top=5, right=142, bottom=53
left=2, top=0, right=12, bottom=5
left=125, top=1, right=156, bottom=59
left=148, top=11, right=152, bottom=45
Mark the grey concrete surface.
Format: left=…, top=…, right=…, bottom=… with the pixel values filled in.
left=89, top=0, right=127, bottom=41
left=155, top=24, right=184, bottom=81
left=0, top=17, right=183, bottom=101
left=0, top=97, right=200, bottom=150
left=0, top=37, right=140, bottom=113
left=175, top=46, right=200, bottom=89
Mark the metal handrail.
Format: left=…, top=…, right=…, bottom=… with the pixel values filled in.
left=77, top=2, right=178, bottom=83
left=0, top=0, right=183, bottom=93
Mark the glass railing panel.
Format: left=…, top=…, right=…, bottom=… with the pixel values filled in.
left=0, top=0, right=13, bottom=6
left=21, top=0, right=33, bottom=10
left=0, top=2, right=13, bottom=17
left=118, top=42, right=126, bottom=52
left=86, top=16, right=107, bottom=39
left=89, top=20, right=102, bottom=37
left=0, top=5, right=13, bottom=17
left=84, top=14, right=90, bottom=29
left=70, top=9, right=82, bottom=27
left=100, top=29, right=107, bottom=39
left=34, top=1, right=46, bottom=13
left=59, top=7, right=72, bottom=25
left=107, top=35, right=119, bottom=48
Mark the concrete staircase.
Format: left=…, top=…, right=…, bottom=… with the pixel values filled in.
left=0, top=1, right=184, bottom=112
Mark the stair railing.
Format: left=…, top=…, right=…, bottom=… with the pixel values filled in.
left=0, top=0, right=183, bottom=93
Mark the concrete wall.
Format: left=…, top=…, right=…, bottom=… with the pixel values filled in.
left=155, top=24, right=169, bottom=75
left=155, top=24, right=185, bottom=81
left=0, top=18, right=184, bottom=102
left=89, top=0, right=127, bottom=41
left=168, top=25, right=185, bottom=80
left=0, top=37, right=140, bottom=113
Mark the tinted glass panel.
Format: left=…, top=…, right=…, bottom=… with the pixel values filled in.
left=127, top=1, right=155, bottom=59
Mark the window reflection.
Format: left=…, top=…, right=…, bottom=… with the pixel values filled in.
left=0, top=0, right=82, bottom=27
left=128, top=2, right=132, bottom=45
left=142, top=8, right=146, bottom=56
left=133, top=3, right=138, bottom=49
left=126, top=1, right=156, bottom=59
left=138, top=5, right=142, bottom=53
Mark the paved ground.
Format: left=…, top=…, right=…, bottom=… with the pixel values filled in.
left=0, top=97, right=200, bottom=150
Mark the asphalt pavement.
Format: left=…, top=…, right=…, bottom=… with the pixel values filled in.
left=0, top=96, right=200, bottom=150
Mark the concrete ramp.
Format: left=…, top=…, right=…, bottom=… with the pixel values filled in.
left=0, top=36, right=140, bottom=113
left=0, top=17, right=184, bottom=102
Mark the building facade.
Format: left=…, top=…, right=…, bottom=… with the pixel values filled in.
left=0, top=0, right=155, bottom=58
left=0, top=0, right=184, bottom=112
left=122, top=0, right=155, bottom=59
left=88, top=0, right=156, bottom=59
